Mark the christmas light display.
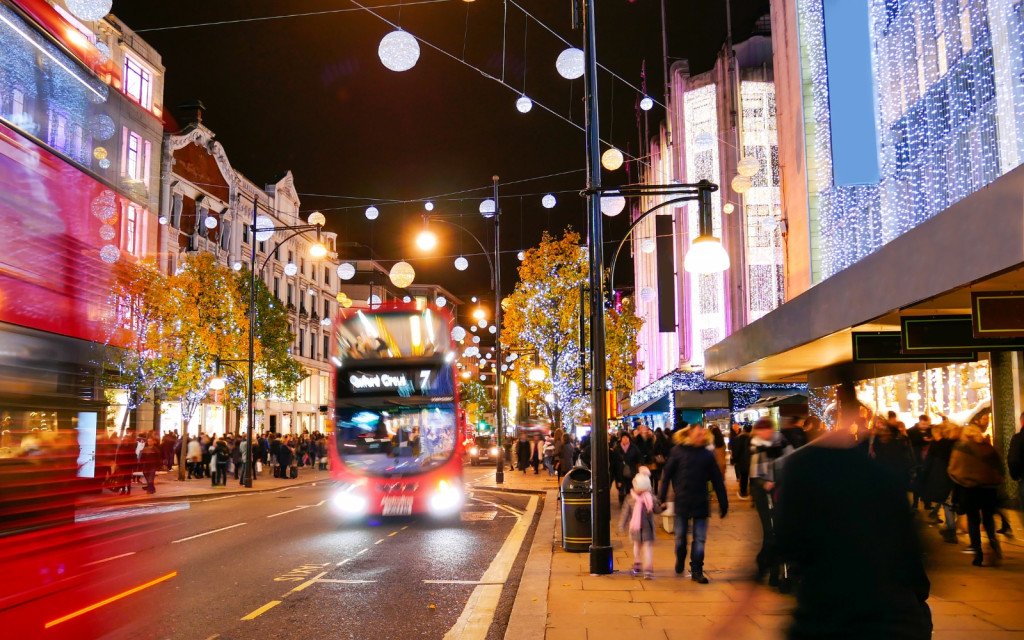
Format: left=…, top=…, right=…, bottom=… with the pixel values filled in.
left=640, top=96, right=654, bottom=111
left=99, top=224, right=115, bottom=241
left=66, top=0, right=112, bottom=22
left=516, top=96, right=533, bottom=113
left=542, top=194, right=556, bottom=209
left=436, top=296, right=447, bottom=307
left=454, top=256, right=469, bottom=271
left=378, top=30, right=420, bottom=72
left=365, top=206, right=379, bottom=220
left=452, top=326, right=466, bottom=341
left=555, top=48, right=584, bottom=79
left=629, top=370, right=802, bottom=417
left=337, top=263, right=356, bottom=280
left=254, top=215, right=275, bottom=242
left=100, top=244, right=120, bottom=264
left=389, top=261, right=415, bottom=288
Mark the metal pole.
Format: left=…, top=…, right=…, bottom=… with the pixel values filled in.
left=493, top=175, right=505, bottom=485
left=581, top=0, right=612, bottom=575
left=245, top=206, right=257, bottom=488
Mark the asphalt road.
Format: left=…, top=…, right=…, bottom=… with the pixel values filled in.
left=0, top=467, right=540, bottom=640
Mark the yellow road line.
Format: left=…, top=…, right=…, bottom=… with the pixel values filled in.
left=388, top=531, right=398, bottom=536
left=45, top=572, right=178, bottom=628
left=374, top=538, right=385, bottom=544
left=290, top=570, right=329, bottom=593
left=241, top=600, right=282, bottom=620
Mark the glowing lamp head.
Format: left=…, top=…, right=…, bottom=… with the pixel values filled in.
left=454, top=256, right=469, bottom=271
left=556, top=47, right=585, bottom=79
left=338, top=263, right=356, bottom=280
left=684, top=235, right=731, bottom=274
left=601, top=148, right=624, bottom=171
left=472, top=308, right=486, bottom=320
left=479, top=199, right=496, bottom=218
left=601, top=195, right=626, bottom=217
left=544, top=393, right=555, bottom=403
left=516, top=96, right=533, bottom=113
left=528, top=367, right=546, bottom=383
left=542, top=194, right=556, bottom=209
left=389, top=261, right=416, bottom=288
left=416, top=230, right=438, bottom=251
left=307, top=211, right=326, bottom=227
left=309, top=242, right=328, bottom=259
left=378, top=29, right=420, bottom=72
left=365, top=206, right=379, bottom=220
left=640, top=96, right=654, bottom=111
left=209, top=377, right=226, bottom=391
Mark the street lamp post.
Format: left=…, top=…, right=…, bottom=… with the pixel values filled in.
left=241, top=207, right=327, bottom=488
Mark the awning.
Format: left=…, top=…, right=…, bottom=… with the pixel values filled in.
left=703, top=162, right=1024, bottom=384
left=623, top=394, right=670, bottom=416
left=746, top=392, right=809, bottom=410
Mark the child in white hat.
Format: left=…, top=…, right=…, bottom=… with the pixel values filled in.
left=617, top=466, right=661, bottom=579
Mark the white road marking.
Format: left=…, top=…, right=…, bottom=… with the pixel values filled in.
left=315, top=579, right=377, bottom=584
left=172, top=522, right=247, bottom=543
left=442, top=495, right=539, bottom=640
left=423, top=580, right=506, bottom=585
left=83, top=551, right=136, bottom=567
left=356, top=548, right=368, bottom=555
left=266, top=506, right=310, bottom=518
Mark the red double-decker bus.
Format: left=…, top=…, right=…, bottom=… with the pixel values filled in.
left=327, top=304, right=465, bottom=518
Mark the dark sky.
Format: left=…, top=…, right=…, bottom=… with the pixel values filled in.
left=113, top=0, right=768, bottom=301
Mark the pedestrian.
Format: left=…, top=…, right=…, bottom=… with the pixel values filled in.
left=919, top=421, right=959, bottom=543
left=212, top=438, right=230, bottom=486
left=114, top=434, right=138, bottom=495
left=657, top=424, right=728, bottom=583
left=278, top=438, right=294, bottom=478
left=749, top=418, right=793, bottom=585
left=530, top=434, right=542, bottom=474
left=649, top=428, right=668, bottom=494
left=557, top=433, right=576, bottom=480
left=948, top=424, right=1005, bottom=566
left=780, top=416, right=807, bottom=449
left=577, top=434, right=591, bottom=470
left=730, top=423, right=752, bottom=499
left=907, top=414, right=933, bottom=510
left=710, top=425, right=727, bottom=477
left=1008, top=412, right=1024, bottom=511
left=618, top=467, right=661, bottom=579
left=186, top=436, right=202, bottom=479
left=774, top=415, right=932, bottom=640
left=612, top=433, right=644, bottom=506
left=868, top=415, right=915, bottom=491
left=140, top=435, right=161, bottom=494
left=515, top=433, right=530, bottom=473
left=542, top=436, right=555, bottom=476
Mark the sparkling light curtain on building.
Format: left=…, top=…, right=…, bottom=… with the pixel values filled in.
left=740, top=81, right=784, bottom=321
left=799, top=0, right=1024, bottom=279
left=683, top=84, right=726, bottom=366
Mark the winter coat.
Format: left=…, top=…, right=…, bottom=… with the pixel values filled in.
left=870, top=433, right=915, bottom=489
left=919, top=439, right=955, bottom=503
left=186, top=440, right=202, bottom=462
left=1008, top=430, right=1024, bottom=481
left=515, top=439, right=531, bottom=470
left=618, top=491, right=662, bottom=543
left=558, top=442, right=576, bottom=473
left=612, top=443, right=644, bottom=484
left=658, top=443, right=728, bottom=520
left=140, top=444, right=162, bottom=473
left=948, top=438, right=1004, bottom=488
left=278, top=444, right=294, bottom=468
left=730, top=432, right=751, bottom=470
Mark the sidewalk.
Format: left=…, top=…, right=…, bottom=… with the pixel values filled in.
left=495, top=466, right=1024, bottom=640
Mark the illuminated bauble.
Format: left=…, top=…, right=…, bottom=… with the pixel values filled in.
left=378, top=30, right=420, bottom=72
left=254, top=215, right=276, bottom=242
left=232, top=262, right=243, bottom=271
left=435, top=296, right=447, bottom=308
left=488, top=325, right=496, bottom=334
left=451, top=326, right=467, bottom=341
left=89, top=114, right=115, bottom=140
left=321, top=317, right=332, bottom=326
left=99, top=225, right=115, bottom=241
left=158, top=216, right=168, bottom=225
left=479, top=199, right=495, bottom=218
left=337, top=262, right=356, bottom=280
left=454, top=256, right=469, bottom=271
left=472, top=336, right=481, bottom=344
left=368, top=294, right=382, bottom=306
left=93, top=146, right=107, bottom=160
left=336, top=293, right=347, bottom=303
left=542, top=194, right=556, bottom=209
left=601, top=148, right=624, bottom=171
left=340, top=296, right=353, bottom=308
left=501, top=364, right=508, bottom=372
left=556, top=47, right=585, bottom=79
left=601, top=195, right=626, bottom=217
left=284, top=262, right=298, bottom=276
left=204, top=215, right=218, bottom=229
left=737, top=156, right=760, bottom=177
left=100, top=244, right=120, bottom=264
left=365, top=206, right=379, bottom=220
left=640, top=96, right=654, bottom=111
left=640, top=238, right=655, bottom=254
left=307, top=211, right=326, bottom=226
left=477, top=319, right=487, bottom=329
left=517, top=251, right=525, bottom=261
left=67, top=0, right=112, bottom=22
left=402, top=296, right=412, bottom=303
left=695, top=132, right=714, bottom=148
left=639, top=286, right=656, bottom=303
left=516, top=96, right=533, bottom=113
left=389, top=261, right=415, bottom=288
left=470, top=326, right=477, bottom=333
left=98, top=158, right=110, bottom=169
left=424, top=201, right=434, bottom=211
left=723, top=203, right=735, bottom=214
left=91, top=191, right=116, bottom=221
left=731, top=174, right=752, bottom=194
left=480, top=375, right=486, bottom=381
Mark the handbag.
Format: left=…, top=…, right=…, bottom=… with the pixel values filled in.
left=256, top=461, right=263, bottom=473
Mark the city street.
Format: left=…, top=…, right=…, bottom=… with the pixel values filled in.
left=0, top=468, right=540, bottom=640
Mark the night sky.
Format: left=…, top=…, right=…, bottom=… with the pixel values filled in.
left=112, top=0, right=768, bottom=301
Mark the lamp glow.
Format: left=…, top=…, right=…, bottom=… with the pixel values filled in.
left=389, top=261, right=416, bottom=288
left=254, top=215, right=275, bottom=242
left=309, top=242, right=328, bottom=259
left=365, top=206, right=379, bottom=220
left=684, top=236, right=731, bottom=274
left=723, top=203, right=735, bottom=214
left=556, top=48, right=585, bottom=79
left=204, top=216, right=218, bottom=229
left=209, top=377, right=226, bottom=391
left=424, top=201, right=434, bottom=211
left=731, top=174, right=752, bottom=194
left=472, top=308, right=486, bottom=320
left=736, top=156, right=760, bottom=177
left=451, top=326, right=466, bottom=341
left=416, top=230, right=437, bottom=251
left=528, top=367, right=546, bottom=383
left=544, top=393, right=555, bottom=403
left=479, top=199, right=496, bottom=217
left=378, top=30, right=420, bottom=72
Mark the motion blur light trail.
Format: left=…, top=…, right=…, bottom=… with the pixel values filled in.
left=43, top=571, right=178, bottom=628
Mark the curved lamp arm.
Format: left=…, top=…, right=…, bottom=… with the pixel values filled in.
left=608, top=196, right=698, bottom=295
left=426, top=217, right=496, bottom=291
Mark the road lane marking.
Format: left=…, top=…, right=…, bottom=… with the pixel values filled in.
left=83, top=551, right=136, bottom=567
left=267, top=506, right=309, bottom=518
left=203, top=635, right=220, bottom=640
left=423, top=580, right=506, bottom=585
left=172, top=522, right=246, bottom=543
left=374, top=539, right=384, bottom=544
left=401, top=525, right=409, bottom=530
left=241, top=600, right=281, bottom=620
left=357, top=548, right=368, bottom=555
left=45, top=572, right=178, bottom=628
left=289, top=570, right=330, bottom=593
left=388, top=531, right=398, bottom=536
left=315, top=579, right=377, bottom=584
left=336, top=558, right=351, bottom=566
left=442, top=495, right=538, bottom=640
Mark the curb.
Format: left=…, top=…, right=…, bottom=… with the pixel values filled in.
left=468, top=486, right=548, bottom=496
left=83, top=477, right=331, bottom=505
left=503, top=488, right=558, bottom=640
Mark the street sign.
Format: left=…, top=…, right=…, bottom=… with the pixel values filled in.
left=972, top=291, right=1024, bottom=338
left=902, top=315, right=1024, bottom=353
left=852, top=331, right=976, bottom=363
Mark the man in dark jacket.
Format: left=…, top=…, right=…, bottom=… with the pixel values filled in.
left=730, top=424, right=752, bottom=498
left=657, top=424, right=728, bottom=583
left=613, top=433, right=644, bottom=506
left=515, top=434, right=530, bottom=473
left=1008, top=412, right=1024, bottom=511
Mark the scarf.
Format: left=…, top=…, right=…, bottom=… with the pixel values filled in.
left=629, top=490, right=652, bottom=532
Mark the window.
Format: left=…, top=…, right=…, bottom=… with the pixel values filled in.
left=242, top=224, right=250, bottom=244
left=324, top=267, right=330, bottom=286
left=300, top=258, right=305, bottom=276
left=310, top=333, right=317, bottom=359
left=299, top=329, right=305, bottom=356
left=275, top=245, right=280, bottom=260
left=125, top=205, right=138, bottom=256
left=323, top=335, right=330, bottom=361
left=274, top=277, right=280, bottom=299
left=259, top=241, right=266, bottom=254
left=324, top=300, right=330, bottom=318
left=124, top=130, right=143, bottom=180
left=123, top=54, right=153, bottom=110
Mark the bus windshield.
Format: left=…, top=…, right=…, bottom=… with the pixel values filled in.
left=335, top=403, right=456, bottom=476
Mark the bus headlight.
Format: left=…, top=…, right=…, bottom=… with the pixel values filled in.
left=428, top=479, right=462, bottom=516
left=469, top=447, right=479, bottom=456
left=332, top=487, right=367, bottom=516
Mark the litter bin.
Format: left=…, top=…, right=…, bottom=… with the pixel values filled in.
left=560, top=467, right=592, bottom=552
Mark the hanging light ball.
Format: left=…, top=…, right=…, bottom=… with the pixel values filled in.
left=204, top=216, right=218, bottom=229
left=284, top=262, right=298, bottom=276
left=640, top=238, right=656, bottom=254
left=232, top=262, right=243, bottom=271
left=542, top=194, right=556, bottom=209
left=640, top=96, right=654, bottom=111
left=254, top=215, right=276, bottom=242
left=737, top=156, right=760, bottom=177
left=501, top=364, right=508, bottom=372
left=454, top=256, right=469, bottom=271
left=436, top=296, right=447, bottom=307
left=731, top=174, right=752, bottom=194
left=91, top=191, right=116, bottom=222
left=365, top=206, right=379, bottom=220
left=337, top=262, right=356, bottom=280
left=452, top=326, right=467, bottom=341
left=321, top=317, right=332, bottom=326
left=517, top=251, right=525, bottom=261
left=67, top=0, right=112, bottom=22
left=98, top=158, right=111, bottom=169
left=761, top=216, right=779, bottom=231
left=480, top=375, right=486, bottom=381
left=601, top=195, right=626, bottom=217
left=424, top=201, right=434, bottom=211
left=477, top=318, right=487, bottom=329
left=158, top=216, right=168, bottom=225
left=695, top=132, right=715, bottom=148
left=89, top=114, right=115, bottom=140
left=99, top=225, right=115, bottom=241
left=93, top=41, right=111, bottom=63
left=723, top=203, right=735, bottom=214
left=100, top=244, right=120, bottom=264
left=488, top=325, right=497, bottom=334
left=555, top=47, right=585, bottom=79
left=389, top=261, right=416, bottom=288
left=402, top=296, right=412, bottom=303
left=307, top=211, right=326, bottom=226
left=473, top=336, right=481, bottom=344
left=368, top=294, right=382, bottom=306
left=601, top=148, right=624, bottom=171
left=336, top=292, right=347, bottom=303
left=470, top=326, right=477, bottom=333
left=516, top=96, right=533, bottom=113
left=378, top=30, right=420, bottom=72
left=479, top=199, right=496, bottom=218
left=639, top=286, right=656, bottom=303
left=93, top=146, right=108, bottom=161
